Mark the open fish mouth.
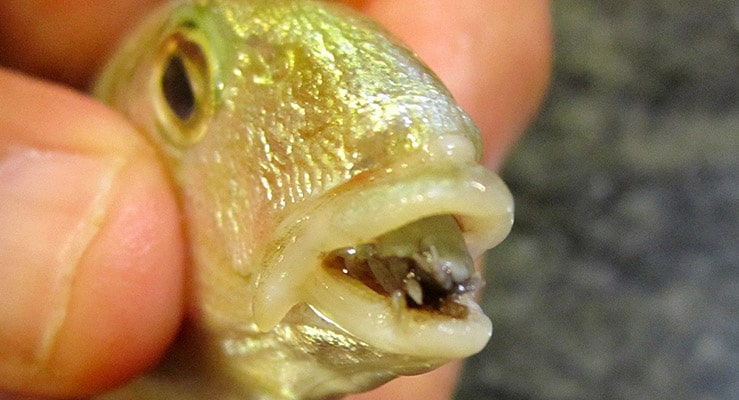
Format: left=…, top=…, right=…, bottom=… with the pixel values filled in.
left=252, top=156, right=513, bottom=360
left=322, top=214, right=479, bottom=319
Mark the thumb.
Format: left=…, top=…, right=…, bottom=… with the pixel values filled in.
left=0, top=69, right=184, bottom=398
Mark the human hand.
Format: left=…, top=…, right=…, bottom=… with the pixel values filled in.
left=0, top=1, right=551, bottom=399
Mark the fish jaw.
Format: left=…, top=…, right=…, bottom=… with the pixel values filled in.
left=251, top=139, right=513, bottom=360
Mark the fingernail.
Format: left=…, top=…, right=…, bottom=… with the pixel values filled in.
left=0, top=145, right=122, bottom=367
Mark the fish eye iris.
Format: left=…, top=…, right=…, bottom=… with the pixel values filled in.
left=155, top=29, right=210, bottom=147
left=162, top=54, right=196, bottom=120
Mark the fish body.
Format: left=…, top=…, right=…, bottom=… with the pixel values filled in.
left=95, top=1, right=513, bottom=399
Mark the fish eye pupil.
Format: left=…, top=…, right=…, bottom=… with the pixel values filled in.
left=161, top=54, right=196, bottom=120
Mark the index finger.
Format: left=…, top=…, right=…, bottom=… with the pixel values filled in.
left=349, top=0, right=552, bottom=167
left=0, top=0, right=164, bottom=88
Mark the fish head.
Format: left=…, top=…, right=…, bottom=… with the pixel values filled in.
left=96, top=0, right=513, bottom=397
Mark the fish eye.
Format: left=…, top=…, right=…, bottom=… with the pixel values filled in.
left=155, top=28, right=211, bottom=146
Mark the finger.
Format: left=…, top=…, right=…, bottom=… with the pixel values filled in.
left=0, top=69, right=184, bottom=398
left=345, top=362, right=461, bottom=400
left=0, top=0, right=164, bottom=89
left=342, top=0, right=552, bottom=168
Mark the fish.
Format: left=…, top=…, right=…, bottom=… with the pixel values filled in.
left=94, top=0, right=514, bottom=399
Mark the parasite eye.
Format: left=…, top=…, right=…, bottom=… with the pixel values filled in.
left=155, top=28, right=211, bottom=146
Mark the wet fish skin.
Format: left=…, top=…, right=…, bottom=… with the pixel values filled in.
left=95, top=1, right=514, bottom=399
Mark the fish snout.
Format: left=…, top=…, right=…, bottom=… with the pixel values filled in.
left=252, top=152, right=513, bottom=359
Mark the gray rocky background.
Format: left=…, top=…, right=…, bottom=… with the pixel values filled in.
left=456, top=1, right=738, bottom=399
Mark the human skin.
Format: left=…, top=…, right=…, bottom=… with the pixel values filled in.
left=0, top=0, right=551, bottom=398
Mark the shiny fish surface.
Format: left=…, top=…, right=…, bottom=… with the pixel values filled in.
left=94, top=0, right=514, bottom=399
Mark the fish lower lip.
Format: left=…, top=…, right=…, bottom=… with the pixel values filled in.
left=252, top=161, right=513, bottom=358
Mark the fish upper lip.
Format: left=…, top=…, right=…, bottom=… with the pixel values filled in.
left=251, top=158, right=513, bottom=358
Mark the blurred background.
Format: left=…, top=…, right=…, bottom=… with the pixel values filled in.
left=456, top=1, right=738, bottom=399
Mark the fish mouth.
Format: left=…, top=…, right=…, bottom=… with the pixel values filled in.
left=252, top=156, right=513, bottom=359
left=322, top=213, right=479, bottom=320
